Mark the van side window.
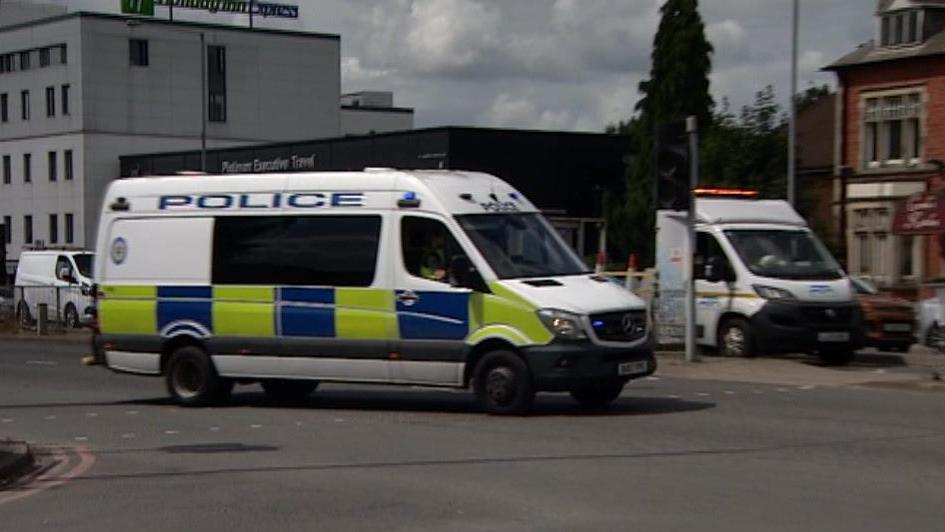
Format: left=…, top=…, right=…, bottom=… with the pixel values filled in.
left=401, top=216, right=466, bottom=284
left=695, top=232, right=729, bottom=280
left=55, top=255, right=73, bottom=281
left=212, top=215, right=381, bottom=287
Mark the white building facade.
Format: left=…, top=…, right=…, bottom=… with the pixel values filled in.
left=0, top=9, right=349, bottom=273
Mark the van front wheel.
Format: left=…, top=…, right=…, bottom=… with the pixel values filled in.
left=718, top=318, right=754, bottom=358
left=63, top=304, right=79, bottom=329
left=473, top=351, right=534, bottom=415
left=165, top=346, right=228, bottom=407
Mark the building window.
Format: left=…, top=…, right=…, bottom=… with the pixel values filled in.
left=24, top=215, right=32, bottom=244
left=58, top=44, right=67, bottom=65
left=65, top=214, right=74, bottom=244
left=64, top=150, right=73, bottom=180
left=19, top=51, right=30, bottom=70
left=0, top=54, right=13, bottom=73
left=45, top=86, right=55, bottom=117
left=39, top=47, right=50, bottom=67
left=853, top=208, right=891, bottom=280
left=2, top=156, right=9, bottom=184
left=61, top=84, right=70, bottom=115
left=129, top=39, right=149, bottom=67
left=20, top=90, right=29, bottom=120
left=881, top=11, right=922, bottom=47
left=48, top=151, right=57, bottom=182
left=862, top=92, right=922, bottom=168
left=49, top=214, right=58, bottom=244
left=0, top=93, right=6, bottom=122
left=3, top=216, right=10, bottom=244
left=900, top=236, right=914, bottom=277
left=208, top=45, right=227, bottom=122
left=23, top=153, right=31, bottom=183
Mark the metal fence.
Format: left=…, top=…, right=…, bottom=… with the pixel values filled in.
left=5, top=285, right=92, bottom=332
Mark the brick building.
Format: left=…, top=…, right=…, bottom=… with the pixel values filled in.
left=825, top=0, right=945, bottom=292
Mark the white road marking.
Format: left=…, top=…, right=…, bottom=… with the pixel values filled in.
left=776, top=388, right=789, bottom=393
left=163, top=430, right=179, bottom=435
left=723, top=391, right=736, bottom=395
left=334, top=418, right=345, bottom=423
left=74, top=436, right=88, bottom=441
left=125, top=410, right=139, bottom=415
left=645, top=376, right=661, bottom=381
left=798, top=385, right=816, bottom=390
left=85, top=412, right=98, bottom=417
left=696, top=392, right=710, bottom=397
left=1, top=418, right=13, bottom=423
left=121, top=433, right=136, bottom=439
left=250, top=424, right=263, bottom=429
left=209, top=426, right=220, bottom=432
left=26, top=360, right=58, bottom=366
left=44, top=415, right=57, bottom=420
left=665, top=394, right=681, bottom=399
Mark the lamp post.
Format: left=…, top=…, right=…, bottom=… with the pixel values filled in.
left=788, top=0, right=799, bottom=206
left=127, top=19, right=207, bottom=172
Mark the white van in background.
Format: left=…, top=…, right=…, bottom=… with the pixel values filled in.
left=15, top=250, right=95, bottom=328
left=658, top=194, right=863, bottom=365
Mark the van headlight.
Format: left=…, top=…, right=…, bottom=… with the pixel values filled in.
left=537, top=309, right=587, bottom=339
left=753, top=285, right=796, bottom=301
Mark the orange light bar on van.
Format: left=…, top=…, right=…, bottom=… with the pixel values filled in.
left=693, top=188, right=760, bottom=198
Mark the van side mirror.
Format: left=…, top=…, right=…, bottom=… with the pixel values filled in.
left=449, top=255, right=487, bottom=292
left=705, top=256, right=736, bottom=284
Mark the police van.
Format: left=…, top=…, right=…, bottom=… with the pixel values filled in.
left=91, top=169, right=654, bottom=414
left=658, top=192, right=863, bottom=365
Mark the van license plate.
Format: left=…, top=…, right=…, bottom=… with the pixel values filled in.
left=618, top=361, right=649, bottom=376
left=817, top=332, right=850, bottom=342
left=883, top=323, right=911, bottom=332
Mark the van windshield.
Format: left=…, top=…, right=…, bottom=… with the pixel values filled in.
left=723, top=229, right=843, bottom=281
left=73, top=254, right=93, bottom=278
left=456, top=213, right=590, bottom=279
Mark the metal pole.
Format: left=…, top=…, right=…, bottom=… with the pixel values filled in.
left=169, top=0, right=174, bottom=21
left=788, top=0, right=799, bottom=206
left=686, top=116, right=699, bottom=363
left=200, top=32, right=207, bottom=172
left=249, top=0, right=254, bottom=28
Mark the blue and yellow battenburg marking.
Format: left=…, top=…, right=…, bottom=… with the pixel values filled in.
left=98, top=284, right=555, bottom=346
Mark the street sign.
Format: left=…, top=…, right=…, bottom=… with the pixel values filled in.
left=121, top=0, right=155, bottom=16
left=892, top=191, right=945, bottom=235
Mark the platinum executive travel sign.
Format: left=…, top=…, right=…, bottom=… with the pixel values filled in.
left=121, top=0, right=300, bottom=19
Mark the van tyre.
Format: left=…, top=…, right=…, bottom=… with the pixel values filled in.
left=570, top=380, right=625, bottom=409
left=261, top=380, right=318, bottom=402
left=473, top=351, right=535, bottom=415
left=63, top=303, right=79, bottom=329
left=718, top=318, right=754, bottom=358
left=165, top=346, right=229, bottom=407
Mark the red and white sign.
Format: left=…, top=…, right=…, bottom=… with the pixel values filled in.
left=893, top=191, right=945, bottom=235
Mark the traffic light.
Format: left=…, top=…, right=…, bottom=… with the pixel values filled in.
left=656, top=122, right=691, bottom=211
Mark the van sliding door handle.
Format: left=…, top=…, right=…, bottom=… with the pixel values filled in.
left=397, top=290, right=419, bottom=306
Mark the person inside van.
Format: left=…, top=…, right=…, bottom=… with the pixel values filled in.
left=420, top=231, right=449, bottom=282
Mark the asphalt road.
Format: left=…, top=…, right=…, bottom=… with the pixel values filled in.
left=2, top=338, right=944, bottom=531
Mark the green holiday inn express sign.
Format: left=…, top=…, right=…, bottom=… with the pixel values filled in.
left=121, top=0, right=299, bottom=19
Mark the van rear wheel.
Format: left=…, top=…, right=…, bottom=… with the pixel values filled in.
left=165, top=346, right=229, bottom=407
left=473, top=350, right=535, bottom=415
left=718, top=318, right=754, bottom=358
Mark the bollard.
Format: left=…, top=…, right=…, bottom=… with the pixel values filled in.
left=37, top=303, right=48, bottom=336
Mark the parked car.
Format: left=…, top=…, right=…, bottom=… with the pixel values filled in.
left=850, top=277, right=916, bottom=352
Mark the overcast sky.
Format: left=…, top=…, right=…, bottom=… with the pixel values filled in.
left=20, top=0, right=875, bottom=131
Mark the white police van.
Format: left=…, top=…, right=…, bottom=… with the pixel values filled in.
left=91, top=169, right=654, bottom=414
left=659, top=193, right=862, bottom=365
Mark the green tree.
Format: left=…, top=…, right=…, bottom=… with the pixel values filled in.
left=611, top=0, right=714, bottom=266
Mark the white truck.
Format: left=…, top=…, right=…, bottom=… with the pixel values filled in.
left=14, top=250, right=95, bottom=328
left=657, top=196, right=863, bottom=365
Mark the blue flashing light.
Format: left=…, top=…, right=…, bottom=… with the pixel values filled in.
left=509, top=192, right=520, bottom=201
left=592, top=320, right=605, bottom=328
left=403, top=191, right=417, bottom=200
